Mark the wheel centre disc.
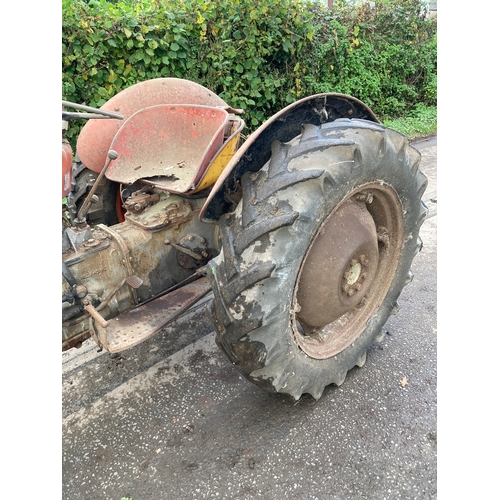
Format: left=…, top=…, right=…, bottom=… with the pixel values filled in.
left=295, top=198, right=379, bottom=328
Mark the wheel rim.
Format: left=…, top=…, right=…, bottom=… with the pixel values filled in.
left=292, top=182, right=404, bottom=359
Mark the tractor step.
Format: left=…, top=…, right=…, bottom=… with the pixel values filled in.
left=95, top=277, right=212, bottom=353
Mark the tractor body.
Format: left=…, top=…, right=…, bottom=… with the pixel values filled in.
left=62, top=77, right=377, bottom=354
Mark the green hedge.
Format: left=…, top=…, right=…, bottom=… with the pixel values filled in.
left=62, top=0, right=437, bottom=145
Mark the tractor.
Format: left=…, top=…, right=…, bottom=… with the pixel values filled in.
left=62, top=78, right=427, bottom=400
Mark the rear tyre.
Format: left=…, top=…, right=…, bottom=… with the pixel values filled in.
left=68, top=163, right=122, bottom=226
left=208, top=119, right=428, bottom=400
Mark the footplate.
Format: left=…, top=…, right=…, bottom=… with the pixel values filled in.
left=93, top=277, right=212, bottom=353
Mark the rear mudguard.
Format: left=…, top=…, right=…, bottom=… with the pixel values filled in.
left=200, top=93, right=379, bottom=223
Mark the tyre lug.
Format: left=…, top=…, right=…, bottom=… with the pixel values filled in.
left=347, top=288, right=355, bottom=297
left=336, top=371, right=347, bottom=386
left=355, top=283, right=362, bottom=290
left=356, top=352, right=367, bottom=367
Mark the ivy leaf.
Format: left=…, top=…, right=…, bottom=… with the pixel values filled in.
left=282, top=40, right=293, bottom=53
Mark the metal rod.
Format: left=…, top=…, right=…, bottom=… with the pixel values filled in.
left=63, top=112, right=122, bottom=121
left=62, top=261, right=78, bottom=287
left=76, top=150, right=118, bottom=223
left=62, top=100, right=124, bottom=120
left=136, top=267, right=207, bottom=307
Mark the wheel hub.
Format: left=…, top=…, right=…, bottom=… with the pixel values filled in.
left=292, top=183, right=404, bottom=359
left=345, top=261, right=362, bottom=285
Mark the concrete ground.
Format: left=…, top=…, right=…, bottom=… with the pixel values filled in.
left=62, top=137, right=437, bottom=500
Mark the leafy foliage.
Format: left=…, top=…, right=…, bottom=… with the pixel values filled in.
left=384, top=103, right=437, bottom=140
left=62, top=0, right=437, bottom=144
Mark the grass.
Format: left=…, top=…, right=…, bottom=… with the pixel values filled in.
left=383, top=104, right=437, bottom=141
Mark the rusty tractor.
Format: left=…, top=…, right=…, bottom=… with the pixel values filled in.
left=62, top=78, right=427, bottom=400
